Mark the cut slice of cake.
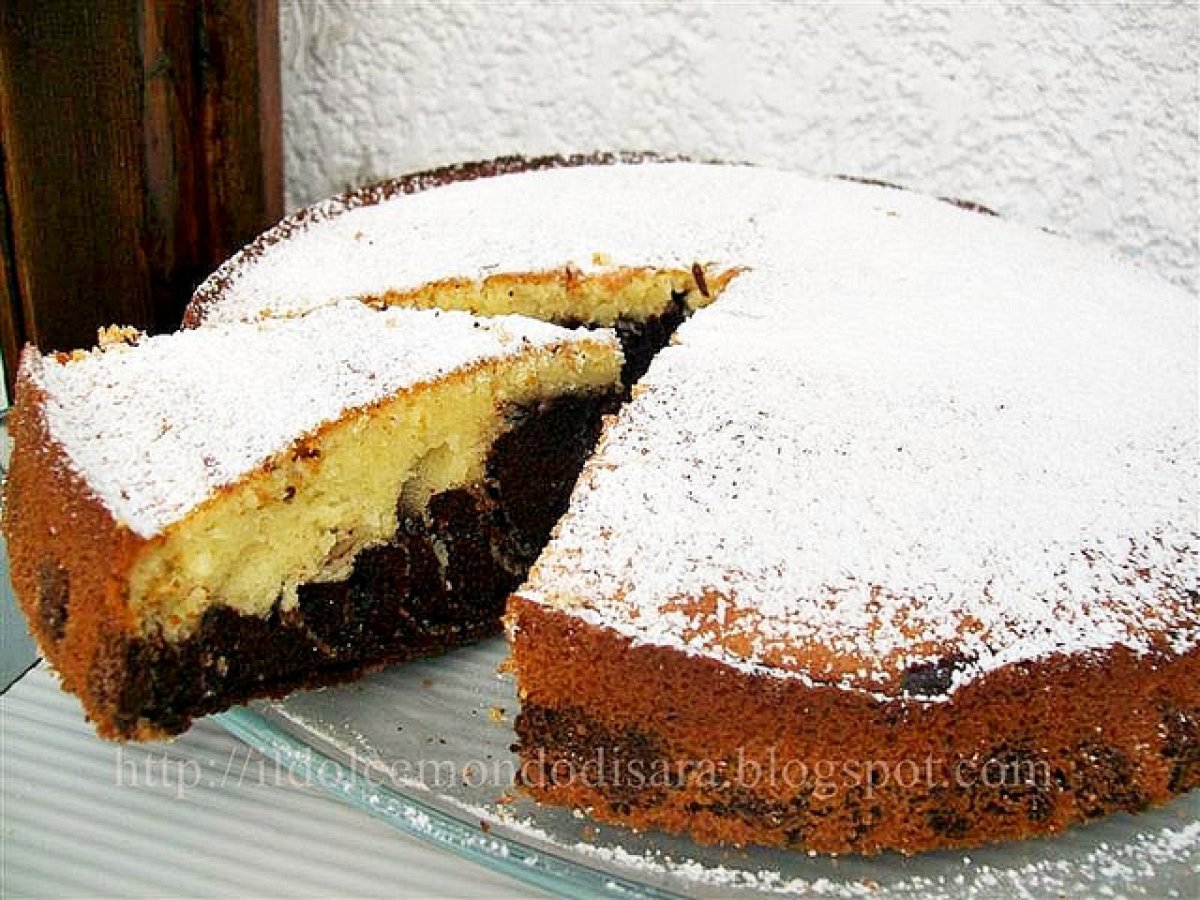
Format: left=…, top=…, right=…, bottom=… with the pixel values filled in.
left=3, top=301, right=623, bottom=739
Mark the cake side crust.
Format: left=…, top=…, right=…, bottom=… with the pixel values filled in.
left=506, top=595, right=1200, bottom=854
left=3, top=360, right=147, bottom=737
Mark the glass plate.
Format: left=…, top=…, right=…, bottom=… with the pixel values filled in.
left=218, top=637, right=1199, bottom=899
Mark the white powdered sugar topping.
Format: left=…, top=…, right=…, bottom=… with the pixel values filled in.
left=26, top=302, right=612, bottom=538
left=194, top=162, right=1199, bottom=691
left=476, top=806, right=1200, bottom=898
left=192, top=162, right=766, bottom=325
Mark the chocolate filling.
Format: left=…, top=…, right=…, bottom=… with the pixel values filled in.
left=555, top=292, right=691, bottom=386
left=611, top=292, right=690, bottom=385
left=1160, top=702, right=1200, bottom=793
left=37, top=560, right=70, bottom=643
left=105, top=389, right=620, bottom=737
left=900, top=653, right=974, bottom=697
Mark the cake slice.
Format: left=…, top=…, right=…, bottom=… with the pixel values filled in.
left=3, top=301, right=623, bottom=739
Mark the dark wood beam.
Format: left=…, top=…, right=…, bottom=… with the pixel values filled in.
left=0, top=0, right=283, bottom=394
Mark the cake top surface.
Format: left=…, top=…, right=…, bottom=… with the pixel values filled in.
left=193, top=161, right=1199, bottom=696
left=188, top=158, right=762, bottom=327
left=23, top=302, right=614, bottom=539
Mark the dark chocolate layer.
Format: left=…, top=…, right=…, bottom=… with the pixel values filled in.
left=103, top=390, right=619, bottom=738
left=611, top=292, right=690, bottom=385
left=555, top=290, right=690, bottom=387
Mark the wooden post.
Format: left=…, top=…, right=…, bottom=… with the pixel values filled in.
left=0, top=0, right=282, bottom=394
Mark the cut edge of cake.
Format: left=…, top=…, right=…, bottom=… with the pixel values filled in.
left=3, top=302, right=628, bottom=739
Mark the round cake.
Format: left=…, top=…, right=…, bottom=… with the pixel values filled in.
left=6, top=157, right=1196, bottom=855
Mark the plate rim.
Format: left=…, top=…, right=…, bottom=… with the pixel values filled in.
left=217, top=705, right=686, bottom=900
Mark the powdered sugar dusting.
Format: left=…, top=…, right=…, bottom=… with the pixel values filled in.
left=524, top=260, right=1198, bottom=692
left=192, top=161, right=1198, bottom=694
left=192, top=162, right=765, bottom=326
left=478, top=805, right=1199, bottom=898
left=498, top=167, right=1197, bottom=694
left=26, top=302, right=614, bottom=538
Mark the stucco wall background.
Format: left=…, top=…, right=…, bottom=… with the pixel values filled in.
left=280, top=1, right=1198, bottom=291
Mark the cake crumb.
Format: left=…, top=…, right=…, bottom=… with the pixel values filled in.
left=97, top=324, right=144, bottom=348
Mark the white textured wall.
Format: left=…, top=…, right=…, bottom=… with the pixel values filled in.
left=281, top=1, right=1198, bottom=290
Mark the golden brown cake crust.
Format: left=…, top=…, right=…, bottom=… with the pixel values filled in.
left=506, top=595, right=1199, bottom=854
left=3, top=359, right=152, bottom=738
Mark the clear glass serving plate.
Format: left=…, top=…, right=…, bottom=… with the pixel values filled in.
left=218, top=637, right=1199, bottom=899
